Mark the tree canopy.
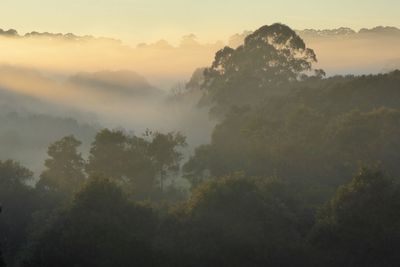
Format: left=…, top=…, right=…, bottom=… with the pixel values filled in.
left=86, top=129, right=186, bottom=200
left=26, top=177, right=157, bottom=267
left=36, top=135, right=86, bottom=201
left=2, top=23, right=400, bottom=267
left=200, top=23, right=321, bottom=116
left=312, top=168, right=400, bottom=266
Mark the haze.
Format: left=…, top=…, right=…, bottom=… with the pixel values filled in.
left=1, top=3, right=400, bottom=267
left=1, top=0, right=400, bottom=43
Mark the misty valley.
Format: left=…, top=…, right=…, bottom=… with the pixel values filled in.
left=1, top=21, right=400, bottom=267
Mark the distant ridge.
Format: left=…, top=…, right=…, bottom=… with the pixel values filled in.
left=358, top=26, right=400, bottom=35
left=297, top=27, right=356, bottom=37
left=297, top=26, right=400, bottom=37
left=68, top=70, right=164, bottom=98
left=225, top=26, right=400, bottom=48
left=0, top=28, right=120, bottom=43
left=1, top=26, right=400, bottom=45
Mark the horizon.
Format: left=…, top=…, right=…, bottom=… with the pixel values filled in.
left=1, top=0, right=399, bottom=44
left=1, top=24, right=399, bottom=47
left=2, top=4, right=400, bottom=267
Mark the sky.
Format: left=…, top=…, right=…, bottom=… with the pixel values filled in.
left=1, top=0, right=400, bottom=44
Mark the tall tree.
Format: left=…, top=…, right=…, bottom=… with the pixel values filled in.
left=146, top=131, right=187, bottom=192
left=201, top=23, right=320, bottom=115
left=86, top=129, right=156, bottom=199
left=36, top=135, right=85, bottom=200
left=86, top=129, right=131, bottom=180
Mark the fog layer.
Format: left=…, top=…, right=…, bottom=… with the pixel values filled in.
left=0, top=26, right=399, bottom=174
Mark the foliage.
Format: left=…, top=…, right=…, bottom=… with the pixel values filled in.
left=311, top=168, right=400, bottom=266
left=87, top=129, right=186, bottom=200
left=156, top=173, right=314, bottom=267
left=184, top=71, right=400, bottom=198
left=3, top=24, right=400, bottom=267
left=201, top=23, right=321, bottom=116
left=36, top=135, right=86, bottom=202
left=146, top=130, right=187, bottom=192
left=0, top=160, right=36, bottom=266
left=86, top=129, right=156, bottom=199
left=25, top=177, right=157, bottom=267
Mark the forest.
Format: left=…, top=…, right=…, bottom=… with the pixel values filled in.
left=1, top=23, right=400, bottom=267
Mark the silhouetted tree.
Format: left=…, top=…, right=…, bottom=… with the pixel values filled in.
left=86, top=129, right=156, bottom=199
left=36, top=135, right=85, bottom=201
left=146, top=130, right=187, bottom=192
left=201, top=23, right=319, bottom=115
left=86, top=129, right=130, bottom=179
left=183, top=144, right=215, bottom=187
left=87, top=129, right=187, bottom=199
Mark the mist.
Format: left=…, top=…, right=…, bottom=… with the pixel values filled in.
left=0, top=33, right=223, bottom=89
left=0, top=26, right=399, bottom=89
left=228, top=27, right=400, bottom=75
left=0, top=26, right=400, bottom=176
left=301, top=27, right=400, bottom=74
left=0, top=66, right=214, bottom=175
left=1, top=17, right=400, bottom=267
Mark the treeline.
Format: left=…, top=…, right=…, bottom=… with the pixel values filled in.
left=185, top=71, right=400, bottom=198
left=0, top=129, right=187, bottom=266
left=1, top=23, right=400, bottom=266
left=2, top=158, right=400, bottom=266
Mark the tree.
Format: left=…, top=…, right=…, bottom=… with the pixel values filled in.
left=0, top=160, right=33, bottom=187
left=87, top=129, right=187, bottom=200
left=36, top=135, right=85, bottom=201
left=201, top=23, right=319, bottom=115
left=184, top=71, right=400, bottom=194
left=146, top=131, right=187, bottom=192
left=157, top=173, right=312, bottom=267
left=0, top=160, right=36, bottom=266
left=311, top=168, right=400, bottom=266
left=25, top=177, right=157, bottom=267
left=86, top=129, right=130, bottom=180
left=183, top=144, right=215, bottom=187
left=86, top=129, right=156, bottom=199
left=326, top=107, right=400, bottom=176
